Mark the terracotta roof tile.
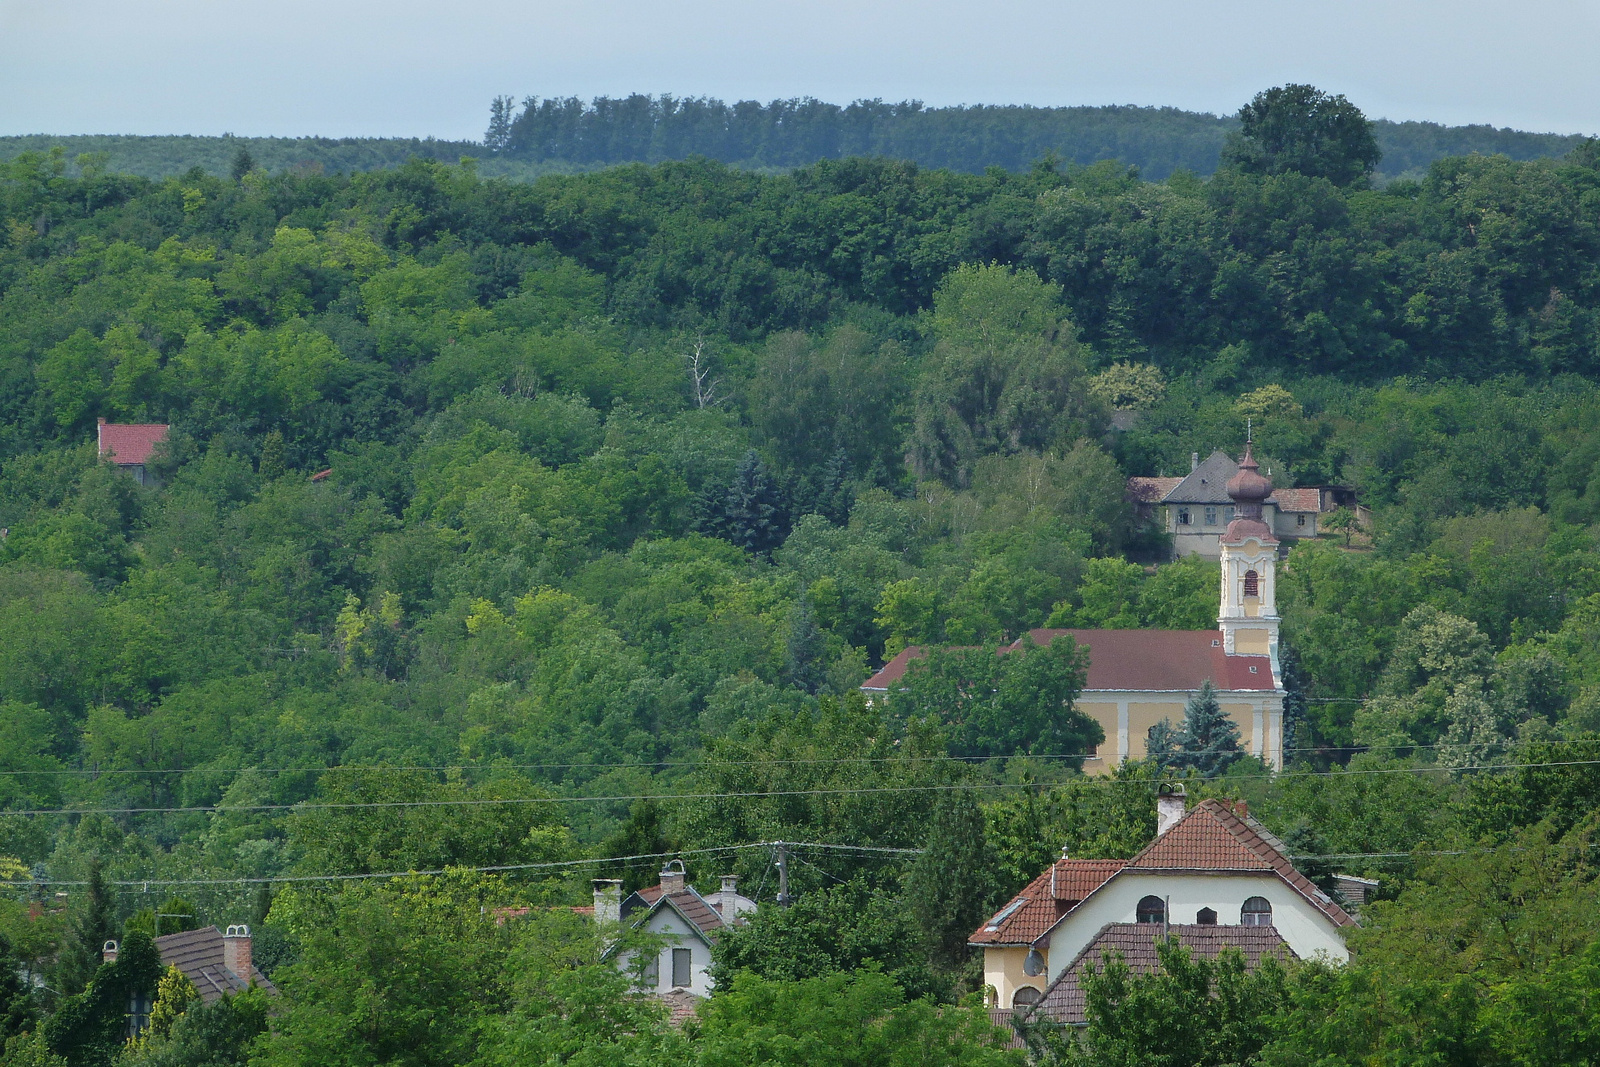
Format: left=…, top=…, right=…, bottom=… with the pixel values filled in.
left=623, top=882, right=728, bottom=939
left=1126, top=799, right=1354, bottom=927
left=970, top=859, right=1127, bottom=946
left=1027, top=923, right=1296, bottom=1026
left=1268, top=488, right=1323, bottom=513
left=863, top=631, right=1275, bottom=693
left=97, top=422, right=169, bottom=466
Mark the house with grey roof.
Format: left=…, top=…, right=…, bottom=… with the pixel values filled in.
left=1127, top=450, right=1360, bottom=560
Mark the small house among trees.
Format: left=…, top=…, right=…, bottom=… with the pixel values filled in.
left=96, top=419, right=169, bottom=486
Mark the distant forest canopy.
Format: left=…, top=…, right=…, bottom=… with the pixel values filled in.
left=2, top=91, right=1592, bottom=182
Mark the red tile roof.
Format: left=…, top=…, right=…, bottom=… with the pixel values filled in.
left=625, top=883, right=728, bottom=939
left=1025, top=923, right=1296, bottom=1026
left=1268, top=488, right=1323, bottom=513
left=97, top=421, right=168, bottom=466
left=1124, top=799, right=1354, bottom=927
left=153, top=926, right=276, bottom=1004
left=862, top=631, right=1276, bottom=693
left=970, top=859, right=1127, bottom=946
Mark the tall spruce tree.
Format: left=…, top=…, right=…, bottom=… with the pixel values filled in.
left=905, top=791, right=998, bottom=969
left=701, top=451, right=791, bottom=557
left=0, top=932, right=34, bottom=1042
left=55, top=862, right=116, bottom=996
left=785, top=596, right=826, bottom=695
left=1178, top=680, right=1243, bottom=777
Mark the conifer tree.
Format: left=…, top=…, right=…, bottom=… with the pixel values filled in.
left=785, top=596, right=826, bottom=695
left=0, top=932, right=34, bottom=1042
left=701, top=451, right=791, bottom=557
left=55, top=862, right=116, bottom=997
left=1178, top=680, right=1242, bottom=777
left=906, top=792, right=997, bottom=969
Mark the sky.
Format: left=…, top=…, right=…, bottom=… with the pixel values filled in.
left=2, top=0, right=1598, bottom=140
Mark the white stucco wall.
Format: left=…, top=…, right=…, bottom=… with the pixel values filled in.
left=616, top=909, right=716, bottom=997
left=1044, top=871, right=1349, bottom=981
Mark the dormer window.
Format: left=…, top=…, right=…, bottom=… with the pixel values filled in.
left=1243, top=570, right=1259, bottom=597
left=1136, top=895, right=1165, bottom=924
left=1241, top=896, right=1272, bottom=926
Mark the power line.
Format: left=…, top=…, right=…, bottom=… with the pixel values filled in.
left=5, top=758, right=1600, bottom=819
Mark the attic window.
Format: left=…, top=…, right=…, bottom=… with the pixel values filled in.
left=1243, top=569, right=1259, bottom=597
left=1196, top=907, right=1217, bottom=925
left=1241, top=896, right=1272, bottom=926
left=1136, top=895, right=1165, bottom=924
left=985, top=897, right=1029, bottom=932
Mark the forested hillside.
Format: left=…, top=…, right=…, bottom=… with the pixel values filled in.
left=2, top=87, right=1600, bottom=1066
left=4, top=92, right=1590, bottom=182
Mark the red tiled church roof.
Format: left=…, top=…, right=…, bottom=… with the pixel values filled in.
left=969, top=858, right=1126, bottom=946
left=97, top=420, right=168, bottom=466
left=863, top=630, right=1275, bottom=693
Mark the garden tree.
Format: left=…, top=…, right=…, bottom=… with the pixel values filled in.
left=1324, top=505, right=1359, bottom=546
left=905, top=791, right=999, bottom=970
left=1220, top=84, right=1380, bottom=186
left=1177, top=681, right=1242, bottom=777
left=694, top=970, right=1025, bottom=1067
left=44, top=930, right=164, bottom=1067
left=596, top=799, right=680, bottom=895
left=474, top=909, right=688, bottom=1067
left=116, top=990, right=269, bottom=1067
left=256, top=870, right=519, bottom=1067
left=0, top=1031, right=66, bottom=1067
left=0, top=933, right=33, bottom=1043
left=1028, top=939, right=1290, bottom=1067
left=1355, top=604, right=1505, bottom=754
left=784, top=596, right=826, bottom=695
left=711, top=877, right=944, bottom=1001
left=54, top=862, right=115, bottom=997
left=892, top=637, right=1100, bottom=760
left=1144, top=719, right=1181, bottom=767
left=673, top=692, right=961, bottom=888
left=126, top=966, right=198, bottom=1052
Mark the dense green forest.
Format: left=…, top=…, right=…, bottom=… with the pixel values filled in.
left=2, top=85, right=1600, bottom=1065
left=5, top=91, right=1591, bottom=183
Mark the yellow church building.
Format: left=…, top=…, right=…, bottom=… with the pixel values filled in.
left=862, top=444, right=1287, bottom=770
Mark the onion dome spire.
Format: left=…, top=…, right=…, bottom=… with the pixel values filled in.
left=1223, top=422, right=1276, bottom=543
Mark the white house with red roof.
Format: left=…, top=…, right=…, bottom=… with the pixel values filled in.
left=972, top=792, right=1356, bottom=1011
left=96, top=418, right=169, bottom=486
left=596, top=861, right=756, bottom=1001
left=864, top=445, right=1288, bottom=771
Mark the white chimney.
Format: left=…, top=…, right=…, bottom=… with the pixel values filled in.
left=223, top=925, right=252, bottom=981
left=716, top=874, right=738, bottom=916
left=102, top=939, right=118, bottom=964
left=1156, top=786, right=1187, bottom=836
left=659, top=860, right=686, bottom=895
left=1191, top=452, right=1199, bottom=471
left=592, top=879, right=622, bottom=925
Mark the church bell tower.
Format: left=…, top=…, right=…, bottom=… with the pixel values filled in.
left=1218, top=438, right=1281, bottom=679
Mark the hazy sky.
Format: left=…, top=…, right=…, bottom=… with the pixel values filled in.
left=3, top=0, right=1598, bottom=140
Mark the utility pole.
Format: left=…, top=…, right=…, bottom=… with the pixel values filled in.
left=775, top=841, right=790, bottom=906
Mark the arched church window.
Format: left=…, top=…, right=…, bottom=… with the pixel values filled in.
left=1136, top=895, right=1165, bottom=924
left=1243, top=570, right=1259, bottom=597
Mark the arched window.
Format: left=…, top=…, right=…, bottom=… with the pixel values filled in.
left=1243, top=569, right=1260, bottom=597
left=1136, top=895, right=1165, bottom=924
left=1012, top=986, right=1042, bottom=1007
left=1241, top=896, right=1272, bottom=926
left=1196, top=907, right=1217, bottom=925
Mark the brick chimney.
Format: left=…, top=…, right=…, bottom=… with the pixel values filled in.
left=102, top=939, right=118, bottom=964
left=591, top=879, right=622, bottom=926
left=223, top=925, right=252, bottom=981
left=1156, top=786, right=1187, bottom=836
left=659, top=860, right=686, bottom=895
